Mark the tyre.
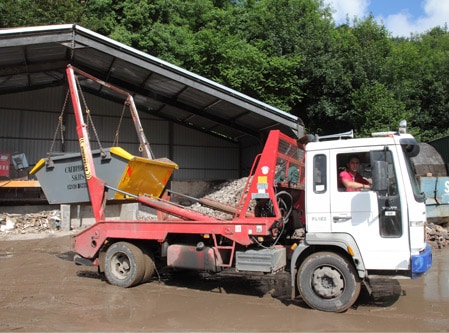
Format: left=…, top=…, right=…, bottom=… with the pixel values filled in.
left=104, top=242, right=145, bottom=288
left=297, top=251, right=361, bottom=312
left=141, top=247, right=155, bottom=283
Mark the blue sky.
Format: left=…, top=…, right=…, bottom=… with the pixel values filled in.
left=323, top=0, right=449, bottom=37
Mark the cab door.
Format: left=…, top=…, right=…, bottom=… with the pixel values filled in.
left=305, top=152, right=332, bottom=233
left=329, top=147, right=411, bottom=271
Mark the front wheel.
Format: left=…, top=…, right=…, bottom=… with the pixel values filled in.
left=104, top=242, right=145, bottom=288
left=297, top=252, right=361, bottom=312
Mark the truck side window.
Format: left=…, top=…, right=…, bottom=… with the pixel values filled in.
left=313, top=155, right=326, bottom=193
left=337, top=153, right=371, bottom=192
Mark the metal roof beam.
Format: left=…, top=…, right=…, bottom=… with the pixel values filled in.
left=0, top=60, right=68, bottom=76
left=105, top=76, right=259, bottom=138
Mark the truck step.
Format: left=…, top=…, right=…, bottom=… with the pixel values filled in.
left=236, top=247, right=286, bottom=273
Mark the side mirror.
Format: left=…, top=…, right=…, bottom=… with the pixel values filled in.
left=372, top=160, right=389, bottom=192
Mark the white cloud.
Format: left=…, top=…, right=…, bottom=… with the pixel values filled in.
left=324, top=0, right=370, bottom=23
left=324, top=0, right=369, bottom=23
left=324, top=0, right=449, bottom=37
left=382, top=13, right=414, bottom=37
left=383, top=0, right=449, bottom=37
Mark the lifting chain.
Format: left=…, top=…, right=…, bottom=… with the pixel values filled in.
left=113, top=101, right=127, bottom=147
left=47, top=89, right=70, bottom=162
left=75, top=75, right=107, bottom=157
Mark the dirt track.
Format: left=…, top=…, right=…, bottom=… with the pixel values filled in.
left=0, top=233, right=448, bottom=332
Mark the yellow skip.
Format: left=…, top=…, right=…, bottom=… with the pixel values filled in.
left=113, top=152, right=178, bottom=199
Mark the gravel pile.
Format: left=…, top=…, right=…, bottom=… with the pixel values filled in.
left=188, top=177, right=252, bottom=219
left=202, top=177, right=249, bottom=203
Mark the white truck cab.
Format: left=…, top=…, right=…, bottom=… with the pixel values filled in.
left=303, top=130, right=432, bottom=279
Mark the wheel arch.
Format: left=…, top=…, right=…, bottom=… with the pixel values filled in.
left=290, top=233, right=366, bottom=296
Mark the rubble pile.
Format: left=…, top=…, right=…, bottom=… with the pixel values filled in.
left=427, top=223, right=449, bottom=249
left=0, top=210, right=61, bottom=236
left=189, top=177, right=252, bottom=219
left=202, top=177, right=249, bottom=204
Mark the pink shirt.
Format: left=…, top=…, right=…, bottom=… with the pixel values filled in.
left=339, top=170, right=369, bottom=192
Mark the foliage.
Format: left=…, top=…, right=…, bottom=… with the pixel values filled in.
left=0, top=0, right=86, bottom=27
left=2, top=0, right=449, bottom=142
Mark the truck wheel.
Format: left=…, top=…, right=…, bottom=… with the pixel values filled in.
left=104, top=242, right=145, bottom=288
left=297, top=252, right=361, bottom=312
left=141, top=248, right=155, bottom=283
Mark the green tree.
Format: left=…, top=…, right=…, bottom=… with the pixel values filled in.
left=301, top=16, right=397, bottom=136
left=410, top=27, right=449, bottom=141
left=0, top=0, right=86, bottom=27
left=351, top=82, right=411, bottom=136
left=383, top=26, right=449, bottom=141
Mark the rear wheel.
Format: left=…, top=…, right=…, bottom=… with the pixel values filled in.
left=141, top=247, right=156, bottom=283
left=104, top=242, right=145, bottom=288
left=297, top=252, right=361, bottom=312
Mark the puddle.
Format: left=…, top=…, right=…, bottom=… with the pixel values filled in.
left=0, top=252, right=14, bottom=259
left=424, top=252, right=449, bottom=302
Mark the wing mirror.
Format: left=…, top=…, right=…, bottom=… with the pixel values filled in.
left=372, top=160, right=389, bottom=192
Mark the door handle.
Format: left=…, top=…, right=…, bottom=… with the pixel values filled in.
left=333, top=214, right=351, bottom=222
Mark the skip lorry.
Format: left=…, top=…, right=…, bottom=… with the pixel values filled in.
left=34, top=66, right=432, bottom=312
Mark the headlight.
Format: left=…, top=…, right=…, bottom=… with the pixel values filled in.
left=409, top=220, right=425, bottom=227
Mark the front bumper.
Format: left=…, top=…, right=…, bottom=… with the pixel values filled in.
left=411, top=243, right=432, bottom=278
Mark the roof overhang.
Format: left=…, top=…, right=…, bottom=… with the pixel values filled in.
left=0, top=24, right=299, bottom=142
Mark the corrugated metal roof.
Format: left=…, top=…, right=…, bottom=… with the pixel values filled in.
left=0, top=24, right=299, bottom=142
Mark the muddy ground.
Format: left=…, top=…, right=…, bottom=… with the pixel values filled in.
left=0, top=232, right=448, bottom=332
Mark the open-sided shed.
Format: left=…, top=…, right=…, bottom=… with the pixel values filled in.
left=0, top=24, right=299, bottom=183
